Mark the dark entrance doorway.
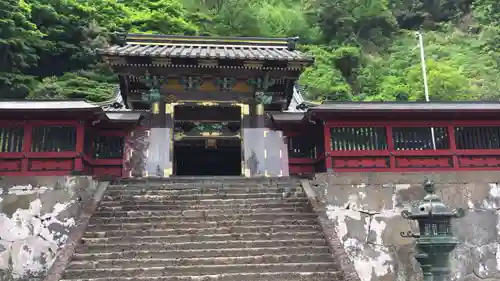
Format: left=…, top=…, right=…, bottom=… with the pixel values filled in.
left=174, top=139, right=241, bottom=176
left=173, top=104, right=242, bottom=176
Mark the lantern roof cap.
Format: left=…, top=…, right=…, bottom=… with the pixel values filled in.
left=401, top=179, right=466, bottom=219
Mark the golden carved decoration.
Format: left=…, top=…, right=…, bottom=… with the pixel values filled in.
left=196, top=101, right=218, bottom=107
left=201, top=132, right=221, bottom=137
left=165, top=94, right=177, bottom=103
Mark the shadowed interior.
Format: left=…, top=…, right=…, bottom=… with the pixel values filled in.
left=174, top=139, right=241, bottom=176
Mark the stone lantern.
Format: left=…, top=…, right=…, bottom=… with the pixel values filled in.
left=400, top=179, right=466, bottom=281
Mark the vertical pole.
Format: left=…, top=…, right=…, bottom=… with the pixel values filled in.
left=21, top=122, right=32, bottom=173
left=386, top=125, right=396, bottom=169
left=323, top=123, right=333, bottom=172
left=74, top=121, right=84, bottom=173
left=240, top=103, right=250, bottom=177
left=164, top=103, right=173, bottom=177
left=447, top=124, right=459, bottom=169
left=122, top=130, right=131, bottom=178
left=417, top=31, right=437, bottom=150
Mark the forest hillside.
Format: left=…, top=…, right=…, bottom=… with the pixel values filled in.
left=1, top=0, right=499, bottom=102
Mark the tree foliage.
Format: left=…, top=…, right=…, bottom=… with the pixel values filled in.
left=0, top=0, right=499, bottom=102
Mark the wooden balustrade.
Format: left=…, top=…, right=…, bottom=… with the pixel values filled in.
left=285, top=132, right=322, bottom=175
left=4, top=118, right=500, bottom=176
left=0, top=121, right=126, bottom=177
left=324, top=121, right=500, bottom=172
left=82, top=129, right=125, bottom=178
left=0, top=121, right=83, bottom=176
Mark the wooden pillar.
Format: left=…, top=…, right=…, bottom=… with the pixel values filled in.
left=88, top=126, right=95, bottom=160
left=241, top=103, right=251, bottom=129
left=447, top=124, right=459, bottom=169
left=240, top=103, right=250, bottom=177
left=323, top=123, right=332, bottom=172
left=386, top=125, right=396, bottom=169
left=150, top=101, right=165, bottom=127
left=164, top=102, right=174, bottom=177
left=21, top=122, right=32, bottom=173
left=255, top=103, right=265, bottom=128
left=74, top=121, right=85, bottom=173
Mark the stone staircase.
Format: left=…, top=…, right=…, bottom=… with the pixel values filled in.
left=60, top=177, right=343, bottom=281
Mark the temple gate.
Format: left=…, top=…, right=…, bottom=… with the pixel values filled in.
left=100, top=34, right=313, bottom=178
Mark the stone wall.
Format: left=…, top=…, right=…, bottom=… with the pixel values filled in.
left=310, top=171, right=500, bottom=281
left=0, top=176, right=106, bottom=281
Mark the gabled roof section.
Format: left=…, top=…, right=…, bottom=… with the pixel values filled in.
left=100, top=33, right=314, bottom=63
left=105, top=112, right=144, bottom=122
left=285, top=85, right=306, bottom=113
left=271, top=112, right=306, bottom=122
left=95, top=87, right=131, bottom=112
left=93, top=88, right=148, bottom=121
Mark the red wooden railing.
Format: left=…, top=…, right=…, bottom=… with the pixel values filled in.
left=0, top=121, right=126, bottom=177
left=0, top=121, right=84, bottom=176
left=82, top=129, right=125, bottom=178
left=284, top=131, right=323, bottom=175
left=5, top=119, right=500, bottom=176
left=324, top=121, right=500, bottom=172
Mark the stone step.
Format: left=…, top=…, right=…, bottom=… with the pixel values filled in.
left=75, top=239, right=328, bottom=253
left=96, top=202, right=309, bottom=211
left=98, top=198, right=309, bottom=206
left=86, top=219, right=318, bottom=231
left=105, top=187, right=303, bottom=195
left=59, top=271, right=342, bottom=281
left=82, top=231, right=324, bottom=245
left=92, top=207, right=311, bottom=218
left=107, top=182, right=302, bottom=189
left=89, top=213, right=317, bottom=224
left=62, top=262, right=337, bottom=279
left=71, top=246, right=332, bottom=261
left=102, top=193, right=306, bottom=201
left=115, top=177, right=298, bottom=185
left=68, top=254, right=334, bottom=269
left=83, top=225, right=321, bottom=238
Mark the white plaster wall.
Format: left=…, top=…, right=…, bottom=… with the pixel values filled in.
left=0, top=177, right=98, bottom=281
left=312, top=171, right=500, bottom=281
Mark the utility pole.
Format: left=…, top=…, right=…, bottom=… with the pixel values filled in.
left=416, top=31, right=436, bottom=150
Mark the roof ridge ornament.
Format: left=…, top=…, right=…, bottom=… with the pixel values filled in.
left=287, top=37, right=299, bottom=51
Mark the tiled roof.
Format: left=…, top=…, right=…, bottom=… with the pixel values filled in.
left=0, top=101, right=100, bottom=110
left=0, top=96, right=146, bottom=122
left=101, top=34, right=313, bottom=62
left=311, top=102, right=500, bottom=111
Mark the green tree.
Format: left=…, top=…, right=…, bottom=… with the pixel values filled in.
left=305, top=0, right=397, bottom=44
left=0, top=0, right=43, bottom=99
